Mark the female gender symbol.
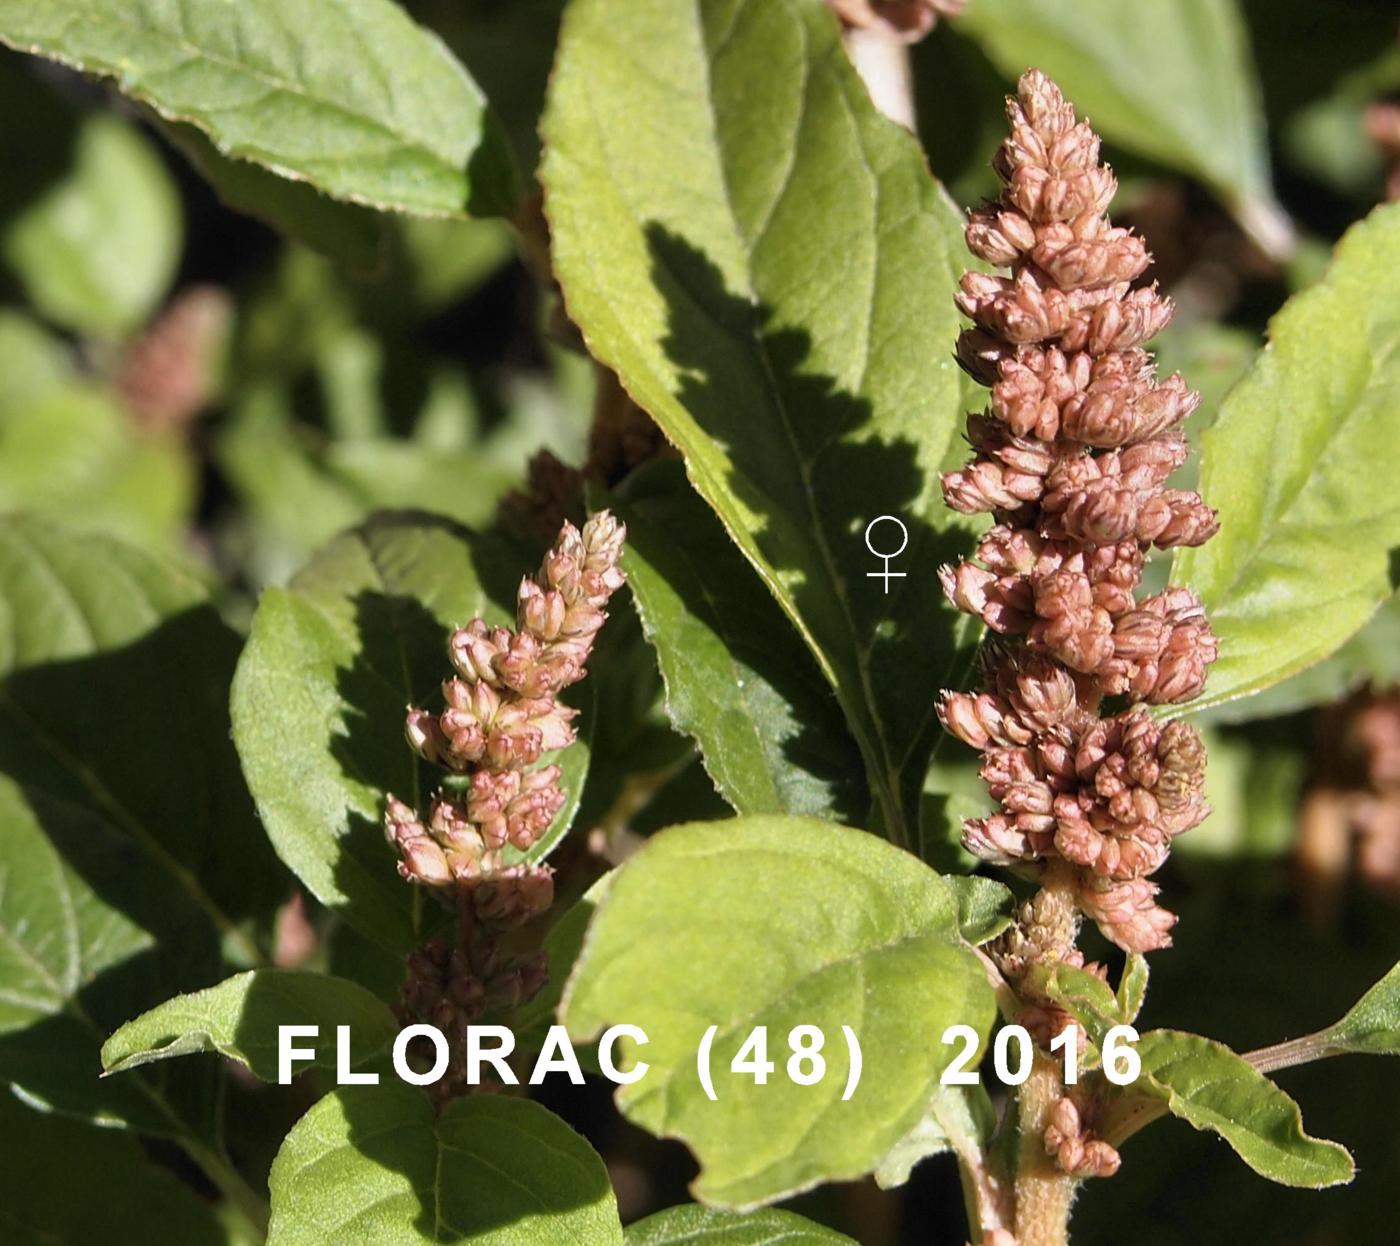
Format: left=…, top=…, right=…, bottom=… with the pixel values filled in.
left=864, top=515, right=909, bottom=594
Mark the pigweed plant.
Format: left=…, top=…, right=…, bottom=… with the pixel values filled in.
left=0, top=2, right=1398, bottom=1245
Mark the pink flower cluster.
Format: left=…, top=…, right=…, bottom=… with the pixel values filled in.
left=937, top=71, right=1219, bottom=954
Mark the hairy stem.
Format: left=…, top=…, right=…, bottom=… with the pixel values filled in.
left=1244, top=1031, right=1345, bottom=1076
left=1013, top=1055, right=1075, bottom=1246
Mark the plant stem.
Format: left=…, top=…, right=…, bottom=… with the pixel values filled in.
left=842, top=25, right=916, bottom=131
left=182, top=1136, right=271, bottom=1239
left=1012, top=1054, right=1075, bottom=1246
left=1244, top=1031, right=1343, bottom=1076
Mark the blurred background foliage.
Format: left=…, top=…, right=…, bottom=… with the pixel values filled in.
left=1, top=1, right=1398, bottom=1243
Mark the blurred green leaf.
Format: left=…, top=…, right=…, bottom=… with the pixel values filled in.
left=267, top=1086, right=622, bottom=1244
left=543, top=0, right=977, bottom=846
left=232, top=513, right=588, bottom=952
left=1172, top=203, right=1400, bottom=713
left=1174, top=727, right=1303, bottom=860
left=1243, top=0, right=1400, bottom=199
left=407, top=0, right=567, bottom=180
left=0, top=0, right=519, bottom=218
left=218, top=382, right=518, bottom=588
left=562, top=816, right=994, bottom=1208
left=1123, top=1030, right=1354, bottom=1189
left=102, top=970, right=399, bottom=1081
left=615, top=461, right=868, bottom=822
left=0, top=374, right=193, bottom=551
left=2, top=112, right=179, bottom=337
left=626, top=1206, right=857, bottom=1245
left=0, top=1089, right=225, bottom=1244
left=0, top=311, right=195, bottom=550
left=958, top=0, right=1291, bottom=255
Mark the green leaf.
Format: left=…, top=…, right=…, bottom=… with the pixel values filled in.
left=874, top=1083, right=995, bottom=1190
left=159, top=120, right=388, bottom=271
left=2, top=112, right=180, bottom=337
left=1200, top=593, right=1400, bottom=726
left=614, top=462, right=867, bottom=822
left=267, top=1085, right=623, bottom=1244
left=541, top=0, right=976, bottom=846
left=0, top=515, right=281, bottom=1130
left=946, top=875, right=1015, bottom=946
left=561, top=816, right=995, bottom=1208
left=0, top=1088, right=224, bottom=1245
left=0, top=775, right=180, bottom=1130
left=0, top=514, right=282, bottom=947
left=1317, top=960, right=1400, bottom=1057
left=626, top=1206, right=856, bottom=1245
left=1026, top=961, right=1125, bottom=1048
left=0, top=0, right=519, bottom=219
left=957, top=0, right=1290, bottom=256
left=1171, top=203, right=1400, bottom=712
left=1126, top=1030, right=1354, bottom=1189
left=102, top=970, right=399, bottom=1082
left=1117, top=954, right=1149, bottom=1024
left=232, top=512, right=588, bottom=952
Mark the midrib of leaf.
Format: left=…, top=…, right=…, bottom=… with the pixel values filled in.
left=437, top=1136, right=589, bottom=1243
left=0, top=861, right=193, bottom=1136
left=0, top=7, right=468, bottom=191
left=0, top=687, right=261, bottom=965
left=652, top=0, right=907, bottom=842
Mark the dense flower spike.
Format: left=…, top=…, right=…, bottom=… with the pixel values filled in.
left=393, top=510, right=625, bottom=889
left=385, top=513, right=625, bottom=1102
left=937, top=71, right=1219, bottom=967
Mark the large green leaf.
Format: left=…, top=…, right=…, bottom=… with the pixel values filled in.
left=1171, top=203, right=1400, bottom=713
left=102, top=970, right=399, bottom=1082
left=1, top=111, right=180, bottom=337
left=1124, top=1030, right=1354, bottom=1189
left=267, top=1085, right=623, bottom=1244
left=0, top=0, right=519, bottom=219
left=614, top=462, right=866, bottom=821
left=0, top=514, right=282, bottom=946
left=0, top=1088, right=225, bottom=1245
left=957, top=0, right=1289, bottom=255
left=0, top=515, right=280, bottom=1131
left=561, top=816, right=994, bottom=1208
left=542, top=0, right=976, bottom=846
left=232, top=513, right=589, bottom=952
left=626, top=1206, right=856, bottom=1245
